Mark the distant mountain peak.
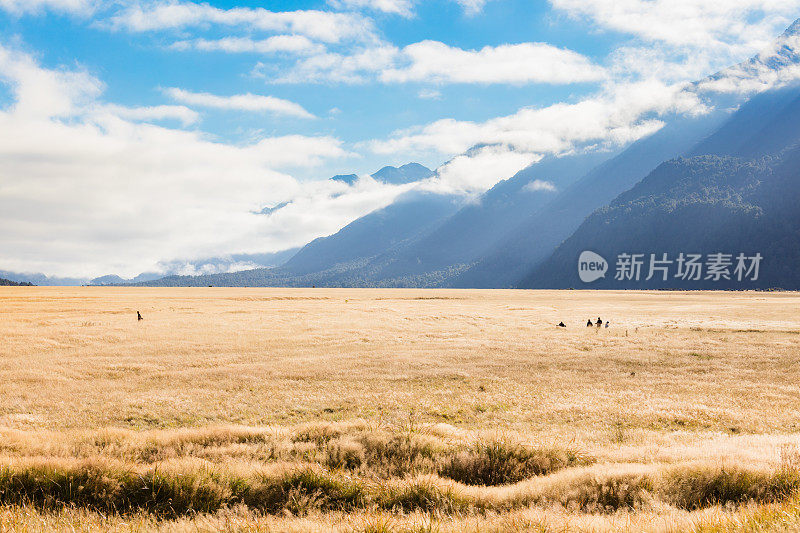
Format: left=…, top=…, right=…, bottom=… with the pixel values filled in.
left=258, top=201, right=290, bottom=215
left=330, top=174, right=359, bottom=185
left=371, top=163, right=434, bottom=185
left=783, top=17, right=800, bottom=37
left=701, top=18, right=800, bottom=92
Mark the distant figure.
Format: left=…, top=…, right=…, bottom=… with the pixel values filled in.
left=557, top=322, right=566, bottom=328
left=596, top=317, right=603, bottom=327
left=137, top=311, right=143, bottom=321
left=586, top=319, right=593, bottom=327
left=605, top=321, right=610, bottom=329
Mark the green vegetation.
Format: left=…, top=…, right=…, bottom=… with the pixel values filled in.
left=0, top=277, right=32, bottom=286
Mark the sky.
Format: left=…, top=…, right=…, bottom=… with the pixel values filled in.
left=1, top=0, right=800, bottom=279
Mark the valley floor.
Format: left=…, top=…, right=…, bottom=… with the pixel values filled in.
left=1, top=288, right=799, bottom=531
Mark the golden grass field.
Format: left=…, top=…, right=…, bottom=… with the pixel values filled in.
left=1, top=287, right=800, bottom=532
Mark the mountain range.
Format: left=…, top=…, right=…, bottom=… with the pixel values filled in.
left=8, top=19, right=800, bottom=290
left=528, top=85, right=800, bottom=289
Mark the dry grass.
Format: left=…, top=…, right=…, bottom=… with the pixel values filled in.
left=1, top=287, right=800, bottom=531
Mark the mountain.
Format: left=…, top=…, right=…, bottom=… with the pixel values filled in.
left=90, top=272, right=163, bottom=285
left=90, top=275, right=127, bottom=286
left=258, top=202, right=291, bottom=215
left=688, top=84, right=800, bottom=159
left=344, top=149, right=615, bottom=285
left=454, top=20, right=800, bottom=288
left=328, top=164, right=434, bottom=187
left=526, top=85, right=800, bottom=289
left=246, top=153, right=608, bottom=287
left=371, top=163, right=434, bottom=184
left=136, top=20, right=800, bottom=290
left=135, top=191, right=463, bottom=287
left=282, top=190, right=462, bottom=276
left=0, top=277, right=33, bottom=286
left=526, top=149, right=800, bottom=289
left=330, top=174, right=359, bottom=185
left=452, top=109, right=732, bottom=288
left=89, top=248, right=299, bottom=286
left=100, top=162, right=438, bottom=287
left=0, top=270, right=87, bottom=286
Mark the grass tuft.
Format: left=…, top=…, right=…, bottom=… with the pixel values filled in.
left=438, top=440, right=589, bottom=486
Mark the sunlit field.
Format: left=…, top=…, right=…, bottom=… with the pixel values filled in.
left=1, top=287, right=800, bottom=532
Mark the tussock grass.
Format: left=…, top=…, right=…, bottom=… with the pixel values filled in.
left=439, top=440, right=589, bottom=486
left=0, top=459, right=230, bottom=517
left=323, top=431, right=589, bottom=485
left=659, top=463, right=800, bottom=510
left=0, top=446, right=797, bottom=518
left=377, top=477, right=467, bottom=513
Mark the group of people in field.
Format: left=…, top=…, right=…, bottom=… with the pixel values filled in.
left=556, top=317, right=610, bottom=328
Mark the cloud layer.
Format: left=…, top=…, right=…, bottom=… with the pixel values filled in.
left=164, top=88, right=315, bottom=118
left=271, top=41, right=605, bottom=85
left=0, top=44, right=393, bottom=278
left=109, top=2, right=376, bottom=43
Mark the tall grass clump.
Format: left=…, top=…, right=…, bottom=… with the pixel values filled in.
left=376, top=478, right=467, bottom=513
left=658, top=464, right=800, bottom=510
left=244, top=468, right=366, bottom=515
left=325, top=433, right=439, bottom=478
left=0, top=460, right=230, bottom=517
left=438, top=440, right=590, bottom=486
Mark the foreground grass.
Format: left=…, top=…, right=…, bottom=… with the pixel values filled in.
left=1, top=457, right=798, bottom=516
left=2, top=288, right=800, bottom=530
left=0, top=424, right=798, bottom=528
left=1, top=495, right=800, bottom=532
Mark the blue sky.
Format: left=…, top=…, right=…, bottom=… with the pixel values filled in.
left=1, top=0, right=800, bottom=278
left=1, top=0, right=607, bottom=175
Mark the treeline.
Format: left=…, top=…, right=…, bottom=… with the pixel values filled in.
left=0, top=278, right=33, bottom=286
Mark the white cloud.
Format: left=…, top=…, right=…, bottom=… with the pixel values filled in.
left=109, top=1, right=377, bottom=44
left=550, top=0, right=800, bottom=107
left=362, top=11, right=800, bottom=196
left=382, top=40, right=606, bottom=84
left=454, top=0, right=489, bottom=16
left=550, top=0, right=800, bottom=52
left=164, top=88, right=315, bottom=119
left=329, top=0, right=415, bottom=17
left=327, top=0, right=489, bottom=17
left=0, top=45, right=103, bottom=118
left=99, top=104, right=200, bottom=126
left=0, top=0, right=93, bottom=15
left=432, top=145, right=539, bottom=194
left=525, top=179, right=557, bottom=192
left=171, top=35, right=323, bottom=55
left=0, top=44, right=365, bottom=278
left=418, top=88, right=442, bottom=99
left=696, top=24, right=800, bottom=94
left=268, top=45, right=400, bottom=84
left=370, top=80, right=703, bottom=157
left=275, top=40, right=605, bottom=85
